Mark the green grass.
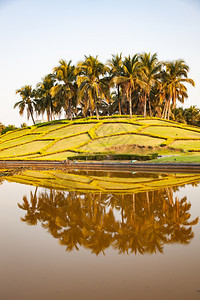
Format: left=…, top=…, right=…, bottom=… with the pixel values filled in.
left=0, top=134, right=39, bottom=150
left=43, top=123, right=95, bottom=138
left=0, top=128, right=32, bottom=142
left=79, top=134, right=164, bottom=152
left=36, top=151, right=76, bottom=160
left=0, top=140, right=50, bottom=158
left=148, top=155, right=200, bottom=164
left=0, top=116, right=200, bottom=162
left=135, top=119, right=176, bottom=125
left=96, top=123, right=140, bottom=137
left=32, top=123, right=65, bottom=133
left=141, top=126, right=200, bottom=138
left=44, top=133, right=91, bottom=154
left=171, top=140, right=200, bottom=151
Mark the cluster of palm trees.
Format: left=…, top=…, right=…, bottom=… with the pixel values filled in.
left=18, top=186, right=198, bottom=255
left=14, top=53, right=195, bottom=124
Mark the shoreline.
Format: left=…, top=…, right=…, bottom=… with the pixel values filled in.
left=1, top=160, right=200, bottom=173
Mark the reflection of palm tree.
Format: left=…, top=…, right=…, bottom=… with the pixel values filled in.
left=17, top=183, right=198, bottom=255
left=18, top=187, right=38, bottom=225
left=165, top=196, right=199, bottom=245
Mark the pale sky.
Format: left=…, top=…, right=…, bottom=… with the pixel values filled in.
left=0, top=0, right=199, bottom=126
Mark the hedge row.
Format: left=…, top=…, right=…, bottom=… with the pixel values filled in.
left=68, top=153, right=158, bottom=161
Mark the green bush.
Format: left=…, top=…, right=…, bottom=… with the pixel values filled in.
left=1, top=125, right=18, bottom=135
left=68, top=153, right=158, bottom=161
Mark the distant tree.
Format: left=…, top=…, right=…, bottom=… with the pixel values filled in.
left=0, top=122, right=5, bottom=134
left=36, top=74, right=56, bottom=122
left=14, top=85, right=36, bottom=124
left=184, top=106, right=200, bottom=126
left=20, top=122, right=27, bottom=129
left=1, top=125, right=18, bottom=135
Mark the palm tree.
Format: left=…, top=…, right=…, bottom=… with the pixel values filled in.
left=76, top=55, right=109, bottom=120
left=108, top=53, right=123, bottom=115
left=139, top=52, right=161, bottom=117
left=161, top=59, right=195, bottom=119
left=14, top=85, right=36, bottom=124
left=36, top=74, right=56, bottom=122
left=113, top=55, right=145, bottom=118
left=51, top=60, right=77, bottom=120
left=184, top=106, right=200, bottom=126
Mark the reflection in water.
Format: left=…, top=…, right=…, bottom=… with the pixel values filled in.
left=18, top=186, right=199, bottom=255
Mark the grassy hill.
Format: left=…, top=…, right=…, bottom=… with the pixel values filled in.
left=1, top=115, right=200, bottom=162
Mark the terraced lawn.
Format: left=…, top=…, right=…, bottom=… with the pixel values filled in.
left=78, top=134, right=164, bottom=152
left=44, top=133, right=90, bottom=154
left=0, top=140, right=51, bottom=158
left=43, top=123, right=95, bottom=138
left=96, top=123, right=140, bottom=137
left=141, top=126, right=200, bottom=138
left=32, top=123, right=67, bottom=133
left=135, top=119, right=176, bottom=126
left=0, top=134, right=39, bottom=150
left=171, top=140, right=200, bottom=151
left=37, top=151, right=76, bottom=160
left=1, top=116, right=200, bottom=161
left=0, top=128, right=32, bottom=142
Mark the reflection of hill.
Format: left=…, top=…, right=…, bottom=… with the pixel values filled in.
left=5, top=169, right=200, bottom=194
left=18, top=185, right=199, bottom=255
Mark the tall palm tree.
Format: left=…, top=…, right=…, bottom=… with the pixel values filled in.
left=36, top=74, right=56, bottom=122
left=108, top=53, right=123, bottom=115
left=113, top=55, right=145, bottom=118
left=14, top=85, right=36, bottom=124
left=161, top=59, right=195, bottom=119
left=76, top=55, right=109, bottom=120
left=139, top=52, right=161, bottom=117
left=51, top=60, right=77, bottom=120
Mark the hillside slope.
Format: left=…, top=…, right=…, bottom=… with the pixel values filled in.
left=1, top=116, right=200, bottom=161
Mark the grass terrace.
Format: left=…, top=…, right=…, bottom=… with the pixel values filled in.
left=0, top=116, right=200, bottom=162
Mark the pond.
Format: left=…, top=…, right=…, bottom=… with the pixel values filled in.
left=0, top=169, right=200, bottom=300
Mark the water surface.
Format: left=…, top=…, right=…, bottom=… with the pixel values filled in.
left=1, top=170, right=200, bottom=300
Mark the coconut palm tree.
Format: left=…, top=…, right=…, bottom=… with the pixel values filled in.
left=113, top=55, right=145, bottom=118
left=161, top=60, right=195, bottom=119
left=108, top=53, right=123, bottom=115
left=51, top=60, right=77, bottom=120
left=139, top=52, right=161, bottom=117
left=76, top=55, right=109, bottom=120
left=14, top=85, right=36, bottom=124
left=36, top=74, right=56, bottom=122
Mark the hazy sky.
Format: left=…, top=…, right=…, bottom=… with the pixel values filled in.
left=0, top=0, right=199, bottom=125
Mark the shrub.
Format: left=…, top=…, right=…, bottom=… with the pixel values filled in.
left=1, top=125, right=18, bottom=135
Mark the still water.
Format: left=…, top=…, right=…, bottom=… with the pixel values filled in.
left=0, top=169, right=200, bottom=300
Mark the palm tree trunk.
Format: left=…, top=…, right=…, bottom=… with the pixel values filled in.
left=129, top=89, right=132, bottom=118
left=148, top=99, right=152, bottom=117
left=167, top=100, right=171, bottom=120
left=47, top=111, right=50, bottom=122
left=144, top=96, right=147, bottom=117
left=30, top=108, right=35, bottom=125
left=117, top=84, right=121, bottom=115
left=95, top=99, right=99, bottom=120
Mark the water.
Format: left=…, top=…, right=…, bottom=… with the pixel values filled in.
left=0, top=169, right=200, bottom=300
